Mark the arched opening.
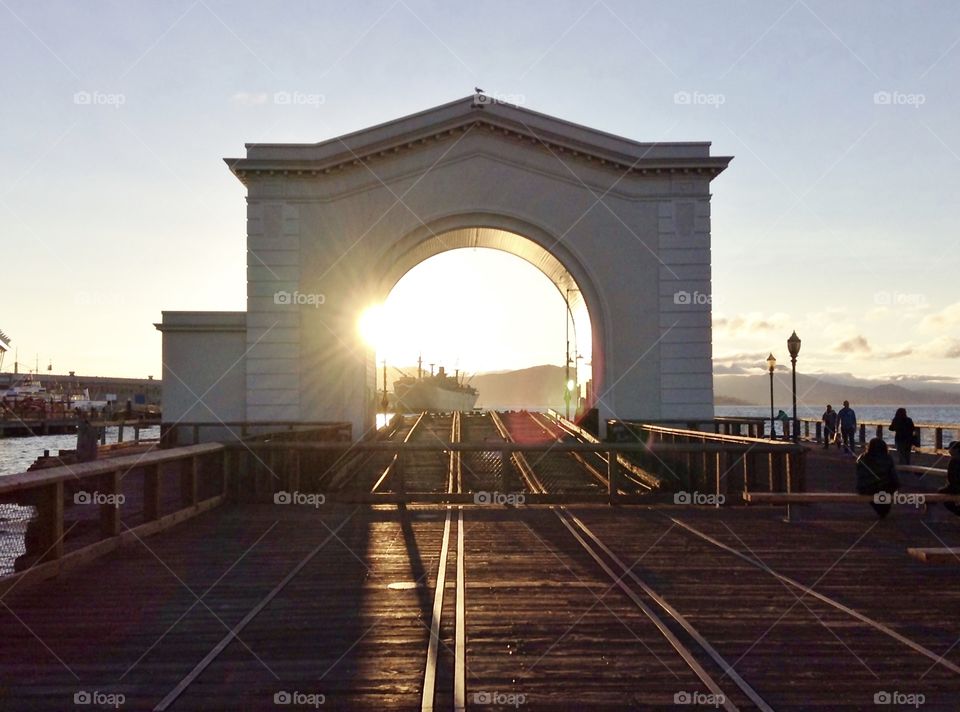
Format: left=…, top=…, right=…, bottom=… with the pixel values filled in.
left=358, top=223, right=601, bottom=425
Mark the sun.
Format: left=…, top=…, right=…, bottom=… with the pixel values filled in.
left=358, top=305, right=387, bottom=349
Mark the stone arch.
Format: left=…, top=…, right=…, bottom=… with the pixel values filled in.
left=369, top=211, right=606, bottom=414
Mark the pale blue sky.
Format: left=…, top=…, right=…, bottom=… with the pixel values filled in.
left=2, top=1, right=959, bottom=381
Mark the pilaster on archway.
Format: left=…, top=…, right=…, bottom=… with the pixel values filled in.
left=159, top=96, right=731, bottom=439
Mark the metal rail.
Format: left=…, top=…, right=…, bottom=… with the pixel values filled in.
left=494, top=412, right=772, bottom=712
left=372, top=411, right=427, bottom=492
left=421, top=411, right=465, bottom=712
left=667, top=515, right=960, bottom=677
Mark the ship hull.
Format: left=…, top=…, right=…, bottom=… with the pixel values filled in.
left=393, top=381, right=478, bottom=412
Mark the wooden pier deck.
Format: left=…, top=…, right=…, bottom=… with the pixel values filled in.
left=2, top=414, right=960, bottom=710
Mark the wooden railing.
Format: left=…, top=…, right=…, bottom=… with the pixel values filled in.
left=796, top=417, right=960, bottom=451
left=0, top=443, right=225, bottom=593
left=609, top=420, right=807, bottom=501
left=160, top=420, right=352, bottom=446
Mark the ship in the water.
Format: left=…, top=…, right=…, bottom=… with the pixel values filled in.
left=392, top=359, right=478, bottom=412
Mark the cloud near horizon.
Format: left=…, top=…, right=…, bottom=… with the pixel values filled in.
left=834, top=336, right=871, bottom=354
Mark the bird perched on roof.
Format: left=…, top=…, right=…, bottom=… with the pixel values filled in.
left=474, top=87, right=484, bottom=94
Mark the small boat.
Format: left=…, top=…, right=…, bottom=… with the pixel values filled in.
left=68, top=388, right=109, bottom=411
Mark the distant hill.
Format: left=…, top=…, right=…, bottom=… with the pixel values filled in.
left=380, top=363, right=960, bottom=409
left=470, top=365, right=567, bottom=410
left=715, top=372, right=960, bottom=406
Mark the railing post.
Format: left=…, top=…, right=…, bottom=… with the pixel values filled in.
left=289, top=449, right=301, bottom=494
left=117, top=420, right=125, bottom=443
left=180, top=456, right=199, bottom=507
left=100, top=469, right=122, bottom=538
left=222, top=448, right=232, bottom=498
left=607, top=450, right=618, bottom=504
left=816, top=422, right=822, bottom=442
left=144, top=464, right=161, bottom=521
left=936, top=428, right=943, bottom=451
left=192, top=424, right=200, bottom=445
left=743, top=451, right=756, bottom=497
left=783, top=452, right=798, bottom=523
left=859, top=424, right=866, bottom=446
left=876, top=424, right=883, bottom=440
left=39, top=481, right=64, bottom=562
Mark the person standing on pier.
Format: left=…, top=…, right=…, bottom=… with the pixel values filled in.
left=889, top=407, right=916, bottom=465
left=856, top=437, right=899, bottom=519
left=821, top=405, right=839, bottom=450
left=940, top=441, right=960, bottom=517
left=837, top=400, right=857, bottom=454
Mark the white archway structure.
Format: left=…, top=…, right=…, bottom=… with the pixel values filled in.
left=157, top=97, right=731, bottom=439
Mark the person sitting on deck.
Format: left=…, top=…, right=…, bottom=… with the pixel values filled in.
left=889, top=407, right=916, bottom=465
left=821, top=404, right=839, bottom=450
left=940, top=441, right=960, bottom=517
left=837, top=400, right=858, bottom=454
left=855, top=437, right=899, bottom=519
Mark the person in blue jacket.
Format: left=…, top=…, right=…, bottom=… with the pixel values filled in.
left=837, top=400, right=858, bottom=454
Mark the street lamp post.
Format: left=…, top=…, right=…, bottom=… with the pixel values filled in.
left=766, top=353, right=777, bottom=440
left=563, top=288, right=579, bottom=420
left=787, top=331, right=802, bottom=443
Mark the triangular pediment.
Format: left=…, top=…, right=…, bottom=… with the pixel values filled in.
left=226, top=95, right=731, bottom=183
